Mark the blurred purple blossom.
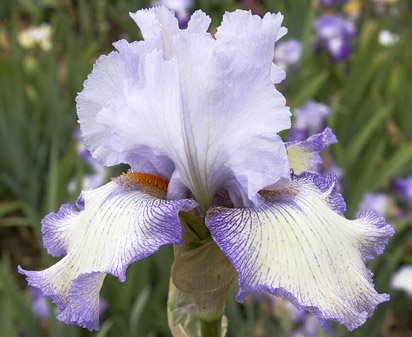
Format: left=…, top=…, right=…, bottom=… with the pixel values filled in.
left=320, top=0, right=345, bottom=6
left=68, top=127, right=108, bottom=193
left=31, top=288, right=49, bottom=320
left=358, top=193, right=392, bottom=216
left=289, top=100, right=331, bottom=142
left=73, top=127, right=99, bottom=168
left=152, top=0, right=192, bottom=28
left=274, top=39, right=302, bottom=70
left=314, top=14, right=356, bottom=61
left=393, top=174, right=412, bottom=207
left=272, top=298, right=335, bottom=337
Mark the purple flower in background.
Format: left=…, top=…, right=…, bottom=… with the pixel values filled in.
left=320, top=0, right=345, bottom=6
left=73, top=127, right=99, bottom=168
left=289, top=100, right=331, bottom=141
left=314, top=14, right=356, bottom=61
left=358, top=193, right=392, bottom=216
left=19, top=7, right=393, bottom=333
left=274, top=39, right=302, bottom=70
left=152, top=0, right=192, bottom=28
left=31, top=288, right=49, bottom=320
left=68, top=128, right=107, bottom=193
left=272, top=298, right=335, bottom=337
left=393, top=174, right=412, bottom=207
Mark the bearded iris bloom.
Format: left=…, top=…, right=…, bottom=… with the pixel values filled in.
left=314, top=15, right=356, bottom=61
left=19, top=7, right=393, bottom=334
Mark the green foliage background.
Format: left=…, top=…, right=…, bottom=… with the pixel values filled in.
left=0, top=0, right=411, bottom=336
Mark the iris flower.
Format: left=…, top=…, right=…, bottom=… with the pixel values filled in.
left=19, top=7, right=393, bottom=334
left=314, top=15, right=356, bottom=61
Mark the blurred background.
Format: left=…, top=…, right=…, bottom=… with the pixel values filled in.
left=1, top=0, right=412, bottom=336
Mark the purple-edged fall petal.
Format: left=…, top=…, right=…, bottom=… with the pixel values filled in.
left=19, top=176, right=196, bottom=331
left=206, top=172, right=393, bottom=330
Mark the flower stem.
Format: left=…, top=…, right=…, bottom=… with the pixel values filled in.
left=200, top=317, right=222, bottom=337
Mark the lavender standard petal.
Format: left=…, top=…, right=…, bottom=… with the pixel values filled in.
left=78, top=7, right=291, bottom=208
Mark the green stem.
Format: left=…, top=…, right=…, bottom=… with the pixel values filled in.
left=200, top=317, right=222, bottom=337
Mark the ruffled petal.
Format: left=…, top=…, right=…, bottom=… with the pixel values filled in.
left=206, top=172, right=393, bottom=330
left=78, top=7, right=291, bottom=208
left=129, top=6, right=179, bottom=59
left=76, top=42, right=176, bottom=179
left=286, top=128, right=337, bottom=174
left=216, top=10, right=287, bottom=42
left=171, top=21, right=291, bottom=206
left=76, top=51, right=126, bottom=166
left=19, top=177, right=196, bottom=330
left=187, top=10, right=211, bottom=34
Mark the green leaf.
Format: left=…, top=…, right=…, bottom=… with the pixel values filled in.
left=346, top=104, right=392, bottom=164
left=129, top=286, right=151, bottom=336
left=0, top=257, right=42, bottom=337
left=371, top=143, right=412, bottom=190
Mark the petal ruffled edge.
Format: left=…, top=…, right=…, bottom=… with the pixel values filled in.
left=286, top=128, right=337, bottom=175
left=19, top=179, right=197, bottom=330
left=206, top=172, right=394, bottom=331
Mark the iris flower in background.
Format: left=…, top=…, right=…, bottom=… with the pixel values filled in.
left=289, top=100, right=331, bottom=142
left=393, top=174, right=412, bottom=207
left=19, top=7, right=393, bottom=334
left=314, top=14, right=356, bottom=61
left=274, top=39, right=302, bottom=71
left=31, top=288, right=49, bottom=320
left=67, top=128, right=108, bottom=193
left=270, top=297, right=335, bottom=337
left=378, top=30, right=399, bottom=47
left=319, top=0, right=344, bottom=6
left=17, top=23, right=52, bottom=51
left=358, top=193, right=393, bottom=217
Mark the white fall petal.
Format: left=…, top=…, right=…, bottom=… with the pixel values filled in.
left=206, top=172, right=393, bottom=330
left=19, top=179, right=196, bottom=330
left=77, top=7, right=291, bottom=207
